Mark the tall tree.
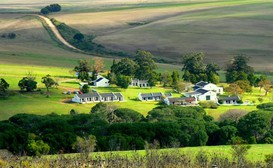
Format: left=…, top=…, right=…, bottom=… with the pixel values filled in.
left=41, top=74, right=56, bottom=94
left=226, top=83, right=244, bottom=95
left=0, top=78, right=9, bottom=97
left=181, top=52, right=220, bottom=83
left=134, top=50, right=157, bottom=80
left=206, top=63, right=220, bottom=84
left=116, top=75, right=131, bottom=89
left=226, top=55, right=254, bottom=84
left=161, top=72, right=172, bottom=87
left=111, top=58, right=137, bottom=76
left=74, top=59, right=92, bottom=82
left=171, top=71, right=180, bottom=86
left=93, top=58, right=105, bottom=74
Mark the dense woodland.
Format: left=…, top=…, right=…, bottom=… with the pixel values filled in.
left=1, top=102, right=273, bottom=156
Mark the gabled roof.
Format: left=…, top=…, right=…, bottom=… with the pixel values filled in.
left=94, top=77, right=104, bottom=82
left=77, top=92, right=100, bottom=98
left=193, top=85, right=201, bottom=90
left=114, top=93, right=123, bottom=98
left=100, top=93, right=115, bottom=98
left=184, top=91, right=201, bottom=96
left=195, top=88, right=209, bottom=94
left=196, top=81, right=209, bottom=87
left=218, top=95, right=240, bottom=101
left=165, top=93, right=172, bottom=97
left=140, top=92, right=163, bottom=98
left=168, top=97, right=195, bottom=103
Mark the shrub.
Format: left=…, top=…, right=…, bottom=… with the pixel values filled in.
left=199, top=101, right=218, bottom=109
left=236, top=99, right=243, bottom=104
left=257, top=102, right=273, bottom=110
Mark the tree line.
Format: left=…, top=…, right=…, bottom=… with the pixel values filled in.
left=40, top=4, right=61, bottom=15
left=0, top=74, right=56, bottom=98
left=1, top=103, right=273, bottom=156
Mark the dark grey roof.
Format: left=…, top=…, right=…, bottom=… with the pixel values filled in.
left=77, top=92, right=100, bottom=98
left=141, top=92, right=163, bottom=98
left=95, top=77, right=103, bottom=82
left=196, top=81, right=208, bottom=87
left=114, top=93, right=123, bottom=98
left=219, top=95, right=240, bottom=101
left=195, top=88, right=209, bottom=94
left=185, top=91, right=200, bottom=96
left=168, top=97, right=195, bottom=103
left=165, top=93, right=172, bottom=97
left=100, top=93, right=115, bottom=98
left=193, top=85, right=200, bottom=90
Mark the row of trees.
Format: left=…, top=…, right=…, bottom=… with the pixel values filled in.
left=182, top=53, right=272, bottom=95
left=2, top=103, right=273, bottom=156
left=0, top=74, right=56, bottom=97
left=40, top=4, right=61, bottom=15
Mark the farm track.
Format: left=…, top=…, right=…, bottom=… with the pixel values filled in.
left=33, top=14, right=84, bottom=53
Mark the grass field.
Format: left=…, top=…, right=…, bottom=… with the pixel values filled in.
left=55, top=144, right=273, bottom=162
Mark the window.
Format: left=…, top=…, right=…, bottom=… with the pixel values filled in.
left=206, top=95, right=210, bottom=100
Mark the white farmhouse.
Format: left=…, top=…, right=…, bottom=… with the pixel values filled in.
left=130, top=79, right=149, bottom=87
left=91, top=75, right=110, bottom=87
left=218, top=95, right=240, bottom=105
left=138, top=92, right=163, bottom=101
left=184, top=88, right=218, bottom=103
left=72, top=92, right=124, bottom=104
left=193, top=81, right=223, bottom=94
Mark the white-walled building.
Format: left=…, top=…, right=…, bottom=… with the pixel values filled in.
left=184, top=88, right=218, bottom=103
left=130, top=79, right=149, bottom=87
left=193, top=81, right=223, bottom=94
left=91, top=75, right=110, bottom=87
left=72, top=92, right=124, bottom=104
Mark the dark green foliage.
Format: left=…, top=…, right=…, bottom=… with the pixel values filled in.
left=113, top=108, right=144, bottom=123
left=1, top=32, right=16, bottom=39
left=0, top=78, right=9, bottom=97
left=81, top=84, right=89, bottom=93
left=74, top=59, right=92, bottom=81
left=226, top=55, right=255, bottom=84
left=51, top=18, right=128, bottom=57
left=257, top=103, right=273, bottom=111
left=171, top=71, right=180, bottom=86
left=237, top=111, right=272, bottom=142
left=116, top=75, right=130, bottom=89
left=73, top=33, right=84, bottom=41
left=134, top=50, right=157, bottom=80
left=41, top=4, right=61, bottom=15
left=182, top=53, right=219, bottom=83
left=18, top=77, right=37, bottom=92
left=111, top=58, right=137, bottom=76
left=199, top=101, right=218, bottom=109
left=0, top=121, right=28, bottom=155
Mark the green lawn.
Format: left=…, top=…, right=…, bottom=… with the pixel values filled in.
left=56, top=144, right=273, bottom=163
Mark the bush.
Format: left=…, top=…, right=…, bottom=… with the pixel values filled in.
left=41, top=4, right=61, bottom=15
left=257, top=102, right=273, bottom=110
left=236, top=99, right=243, bottom=104
left=199, top=101, right=218, bottom=109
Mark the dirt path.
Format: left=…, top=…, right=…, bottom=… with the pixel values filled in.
left=34, top=14, right=83, bottom=52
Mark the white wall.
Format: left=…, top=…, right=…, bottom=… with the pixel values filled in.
left=198, top=91, right=217, bottom=102
left=203, top=84, right=223, bottom=94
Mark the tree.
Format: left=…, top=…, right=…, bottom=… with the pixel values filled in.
left=116, top=75, right=130, bottom=89
left=111, top=58, right=137, bottom=76
left=226, top=55, right=254, bottom=84
left=134, top=50, right=157, bottom=80
left=226, top=83, right=243, bottom=95
left=93, top=58, right=105, bottom=74
left=74, top=59, right=92, bottom=81
left=0, top=78, right=9, bottom=97
left=27, top=135, right=50, bottom=156
left=235, top=80, right=252, bottom=93
left=173, top=81, right=187, bottom=93
left=73, top=135, right=96, bottom=155
left=238, top=111, right=271, bottom=142
left=147, top=71, right=158, bottom=88
left=73, top=33, right=84, bottom=41
left=40, top=7, right=50, bottom=14
left=182, top=52, right=206, bottom=83
left=41, top=74, right=56, bottom=94
left=206, top=63, right=220, bottom=84
left=81, top=84, right=89, bottom=93
left=18, top=77, right=37, bottom=92
left=161, top=72, right=172, bottom=87
left=171, top=71, right=180, bottom=86
left=263, top=79, right=272, bottom=96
